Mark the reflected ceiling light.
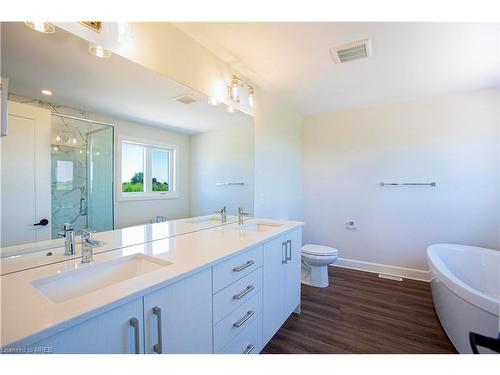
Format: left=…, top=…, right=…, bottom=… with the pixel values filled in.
left=88, top=42, right=111, bottom=58
left=226, top=105, right=235, bottom=113
left=55, top=134, right=61, bottom=143
left=41, top=89, right=52, bottom=96
left=228, top=75, right=255, bottom=109
left=248, top=88, right=255, bottom=109
left=230, top=77, right=239, bottom=103
left=208, top=96, right=219, bottom=106
left=24, top=22, right=55, bottom=34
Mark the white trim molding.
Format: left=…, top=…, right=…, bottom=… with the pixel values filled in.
left=332, top=257, right=431, bottom=282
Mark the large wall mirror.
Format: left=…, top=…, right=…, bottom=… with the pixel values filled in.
left=0, top=22, right=254, bottom=267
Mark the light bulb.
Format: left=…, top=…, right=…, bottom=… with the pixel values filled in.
left=41, top=89, right=52, bottom=96
left=88, top=42, right=111, bottom=58
left=56, top=135, right=61, bottom=143
left=24, top=22, right=55, bottom=34
left=248, top=89, right=255, bottom=108
left=72, top=137, right=77, bottom=144
left=231, top=79, right=239, bottom=102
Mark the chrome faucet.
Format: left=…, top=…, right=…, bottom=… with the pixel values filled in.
left=238, top=208, right=249, bottom=225
left=215, top=206, right=227, bottom=223
left=81, top=229, right=102, bottom=264
left=58, top=223, right=75, bottom=256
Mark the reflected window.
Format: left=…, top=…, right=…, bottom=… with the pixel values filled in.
left=55, top=160, right=74, bottom=190
left=121, top=142, right=145, bottom=193
left=119, top=138, right=177, bottom=200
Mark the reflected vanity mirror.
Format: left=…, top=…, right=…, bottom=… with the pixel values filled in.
left=0, top=22, right=254, bottom=272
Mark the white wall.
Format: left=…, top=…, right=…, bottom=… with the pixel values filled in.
left=90, top=113, right=191, bottom=229
left=190, top=123, right=254, bottom=217
left=303, top=88, right=500, bottom=276
left=254, top=90, right=304, bottom=220
left=79, top=22, right=304, bottom=221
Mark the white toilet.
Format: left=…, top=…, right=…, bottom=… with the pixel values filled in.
left=301, top=244, right=338, bottom=288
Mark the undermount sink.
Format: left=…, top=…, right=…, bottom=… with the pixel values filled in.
left=32, top=254, right=172, bottom=303
left=238, top=222, right=283, bottom=233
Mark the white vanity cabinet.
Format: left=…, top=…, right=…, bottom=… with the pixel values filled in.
left=262, top=229, right=302, bottom=345
left=28, top=298, right=145, bottom=354
left=143, top=268, right=212, bottom=354
left=8, top=225, right=303, bottom=354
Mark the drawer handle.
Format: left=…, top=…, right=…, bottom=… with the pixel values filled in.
left=233, top=310, right=255, bottom=328
left=243, top=344, right=255, bottom=354
left=233, top=285, right=255, bottom=300
left=152, top=306, right=163, bottom=354
left=232, top=260, right=255, bottom=272
left=286, top=239, right=292, bottom=261
left=129, top=317, right=140, bottom=354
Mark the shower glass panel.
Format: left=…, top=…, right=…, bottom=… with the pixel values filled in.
left=50, top=114, right=113, bottom=238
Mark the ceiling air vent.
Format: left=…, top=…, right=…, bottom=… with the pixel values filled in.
left=173, top=94, right=197, bottom=105
left=330, top=38, right=372, bottom=64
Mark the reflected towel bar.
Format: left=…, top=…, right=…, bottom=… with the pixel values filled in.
left=380, top=182, right=436, bottom=187
left=216, top=182, right=245, bottom=186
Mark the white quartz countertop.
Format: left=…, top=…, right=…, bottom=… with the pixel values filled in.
left=0, top=215, right=239, bottom=275
left=0, top=218, right=303, bottom=347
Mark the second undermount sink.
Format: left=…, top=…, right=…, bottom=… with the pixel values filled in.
left=238, top=222, right=283, bottom=233
left=187, top=215, right=223, bottom=225
left=32, top=254, right=172, bottom=303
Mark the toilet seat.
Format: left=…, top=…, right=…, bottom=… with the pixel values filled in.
left=302, top=244, right=338, bottom=257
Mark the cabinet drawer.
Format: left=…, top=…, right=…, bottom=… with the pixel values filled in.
left=213, top=245, right=263, bottom=293
left=214, top=290, right=262, bottom=352
left=217, top=313, right=263, bottom=354
left=213, top=267, right=262, bottom=324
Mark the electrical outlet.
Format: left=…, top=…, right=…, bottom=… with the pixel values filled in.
left=345, top=220, right=356, bottom=230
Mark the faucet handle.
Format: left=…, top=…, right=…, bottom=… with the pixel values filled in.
left=63, top=223, right=74, bottom=232
left=81, top=228, right=94, bottom=241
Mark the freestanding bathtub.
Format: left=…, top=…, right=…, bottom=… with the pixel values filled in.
left=427, top=244, right=499, bottom=353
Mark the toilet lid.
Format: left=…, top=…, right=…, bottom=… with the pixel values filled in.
left=302, top=244, right=338, bottom=256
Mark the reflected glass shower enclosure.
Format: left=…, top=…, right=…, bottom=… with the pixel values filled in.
left=50, top=113, right=114, bottom=238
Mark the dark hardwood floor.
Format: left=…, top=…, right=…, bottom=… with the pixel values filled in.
left=262, top=266, right=456, bottom=354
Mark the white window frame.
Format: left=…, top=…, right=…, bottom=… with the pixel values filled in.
left=117, top=135, right=178, bottom=201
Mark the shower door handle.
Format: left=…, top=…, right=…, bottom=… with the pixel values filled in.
left=34, top=219, right=49, bottom=226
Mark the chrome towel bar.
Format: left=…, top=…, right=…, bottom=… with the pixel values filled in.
left=216, top=182, right=245, bottom=186
left=380, top=182, right=436, bottom=187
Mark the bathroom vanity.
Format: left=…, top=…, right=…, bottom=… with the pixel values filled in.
left=0, top=217, right=303, bottom=354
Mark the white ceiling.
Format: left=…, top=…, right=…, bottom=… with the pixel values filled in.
left=1, top=22, right=252, bottom=134
left=173, top=22, right=500, bottom=115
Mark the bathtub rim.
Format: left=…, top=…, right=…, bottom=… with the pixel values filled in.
left=427, top=243, right=499, bottom=316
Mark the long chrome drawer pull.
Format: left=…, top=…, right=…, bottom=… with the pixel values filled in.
left=129, top=317, right=140, bottom=354
left=282, top=242, right=287, bottom=264
left=243, top=344, right=255, bottom=354
left=232, top=285, right=255, bottom=300
left=286, top=239, right=292, bottom=261
left=152, top=306, right=163, bottom=354
left=233, top=310, right=255, bottom=328
left=232, top=260, right=255, bottom=272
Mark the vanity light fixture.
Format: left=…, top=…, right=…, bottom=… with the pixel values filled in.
left=24, top=22, right=55, bottom=34
left=41, top=89, right=52, bottom=96
left=88, top=42, right=111, bottom=58
left=228, top=75, right=255, bottom=108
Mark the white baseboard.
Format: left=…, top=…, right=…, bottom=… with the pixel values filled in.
left=332, top=257, right=431, bottom=282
